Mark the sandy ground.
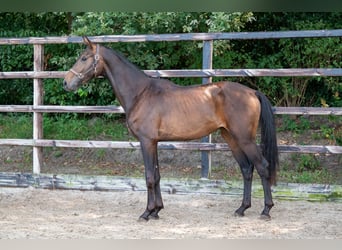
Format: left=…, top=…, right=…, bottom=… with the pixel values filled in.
left=0, top=187, right=341, bottom=239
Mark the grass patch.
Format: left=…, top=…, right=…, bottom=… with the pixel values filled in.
left=0, top=113, right=133, bottom=141
left=279, top=168, right=334, bottom=184
left=279, top=153, right=336, bottom=184
left=0, top=114, right=33, bottom=138
left=277, top=115, right=342, bottom=145
left=43, top=115, right=132, bottom=141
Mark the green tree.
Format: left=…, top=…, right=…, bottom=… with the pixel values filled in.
left=1, top=12, right=340, bottom=108
left=222, top=13, right=342, bottom=107
left=0, top=12, right=72, bottom=105
left=67, top=12, right=255, bottom=104
left=71, top=12, right=254, bottom=79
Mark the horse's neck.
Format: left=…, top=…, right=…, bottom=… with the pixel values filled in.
left=102, top=48, right=149, bottom=113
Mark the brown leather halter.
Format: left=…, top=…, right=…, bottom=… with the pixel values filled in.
left=69, top=44, right=100, bottom=79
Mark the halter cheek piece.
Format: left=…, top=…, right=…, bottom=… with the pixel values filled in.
left=69, top=44, right=100, bottom=79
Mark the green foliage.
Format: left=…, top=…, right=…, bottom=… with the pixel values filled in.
left=0, top=114, right=33, bottom=138
left=0, top=12, right=255, bottom=106
left=279, top=153, right=335, bottom=183
left=278, top=115, right=311, bottom=134
left=224, top=12, right=342, bottom=107
left=0, top=12, right=341, bottom=108
left=319, top=118, right=342, bottom=146
left=0, top=113, right=129, bottom=141
left=71, top=12, right=255, bottom=88
left=336, top=129, right=342, bottom=146
left=0, top=42, right=34, bottom=104
left=296, top=154, right=320, bottom=172
left=43, top=115, right=129, bottom=140
left=0, top=13, right=72, bottom=105
left=0, top=13, right=70, bottom=37
left=279, top=168, right=333, bottom=184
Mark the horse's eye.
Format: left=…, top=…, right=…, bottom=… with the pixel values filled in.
left=81, top=56, right=87, bottom=61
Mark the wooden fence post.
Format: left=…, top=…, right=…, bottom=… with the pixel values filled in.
left=201, top=40, right=213, bottom=178
left=33, top=44, right=44, bottom=174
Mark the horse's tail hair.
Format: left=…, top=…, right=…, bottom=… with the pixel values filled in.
left=255, top=91, right=279, bottom=186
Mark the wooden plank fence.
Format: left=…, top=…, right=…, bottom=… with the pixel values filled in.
left=1, top=30, right=342, bottom=179
left=1, top=68, right=341, bottom=79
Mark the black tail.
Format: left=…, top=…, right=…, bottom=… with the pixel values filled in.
left=255, top=91, right=279, bottom=185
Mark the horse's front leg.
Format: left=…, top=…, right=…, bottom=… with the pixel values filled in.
left=139, top=139, right=164, bottom=221
left=148, top=162, right=164, bottom=219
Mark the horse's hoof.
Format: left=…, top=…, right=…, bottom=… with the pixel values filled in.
left=149, top=214, right=160, bottom=220
left=260, top=214, right=271, bottom=221
left=234, top=211, right=244, bottom=217
left=138, top=215, right=149, bottom=222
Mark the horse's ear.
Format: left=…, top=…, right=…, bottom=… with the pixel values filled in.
left=83, top=36, right=93, bottom=48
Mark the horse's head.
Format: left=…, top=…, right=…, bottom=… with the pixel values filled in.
left=63, top=36, right=104, bottom=91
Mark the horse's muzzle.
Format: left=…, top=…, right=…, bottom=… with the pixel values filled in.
left=63, top=80, right=73, bottom=91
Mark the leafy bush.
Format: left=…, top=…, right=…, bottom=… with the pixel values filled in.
left=228, top=13, right=342, bottom=107
left=0, top=13, right=70, bottom=105
left=1, top=12, right=341, bottom=108
left=71, top=12, right=255, bottom=87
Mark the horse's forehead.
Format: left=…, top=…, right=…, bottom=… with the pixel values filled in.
left=77, top=47, right=92, bottom=56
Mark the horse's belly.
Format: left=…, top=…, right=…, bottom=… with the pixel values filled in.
left=158, top=117, right=220, bottom=140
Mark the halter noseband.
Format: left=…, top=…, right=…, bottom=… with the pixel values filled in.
left=70, top=44, right=100, bottom=79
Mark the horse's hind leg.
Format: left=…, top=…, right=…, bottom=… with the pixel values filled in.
left=238, top=141, right=274, bottom=219
left=221, top=129, right=254, bottom=217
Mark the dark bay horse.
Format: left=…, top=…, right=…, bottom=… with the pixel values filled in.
left=63, top=36, right=279, bottom=221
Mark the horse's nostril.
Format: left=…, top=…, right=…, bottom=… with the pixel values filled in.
left=63, top=80, right=69, bottom=90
